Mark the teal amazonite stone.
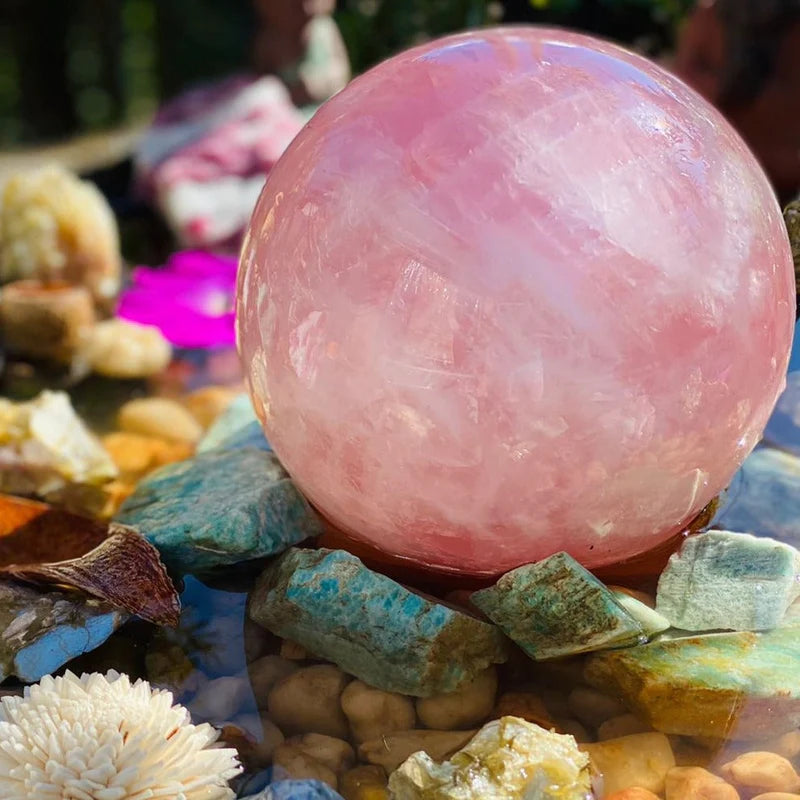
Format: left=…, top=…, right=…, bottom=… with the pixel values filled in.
left=116, top=449, right=321, bottom=573
left=656, top=530, right=800, bottom=631
left=471, top=552, right=645, bottom=660
left=197, top=393, right=271, bottom=453
left=249, top=548, right=508, bottom=696
left=585, top=625, right=800, bottom=739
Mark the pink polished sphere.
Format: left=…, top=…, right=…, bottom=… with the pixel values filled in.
left=237, top=27, right=795, bottom=576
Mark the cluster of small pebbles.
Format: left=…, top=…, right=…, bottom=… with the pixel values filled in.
left=188, top=614, right=800, bottom=800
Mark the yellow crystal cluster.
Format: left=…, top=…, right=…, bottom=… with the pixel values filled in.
left=388, top=716, right=592, bottom=800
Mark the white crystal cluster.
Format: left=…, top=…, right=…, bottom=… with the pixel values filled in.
left=0, top=671, right=241, bottom=800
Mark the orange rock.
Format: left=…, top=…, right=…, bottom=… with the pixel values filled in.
left=666, top=766, right=740, bottom=800
left=102, top=432, right=193, bottom=482
left=182, top=386, right=239, bottom=429
left=605, top=789, right=660, bottom=800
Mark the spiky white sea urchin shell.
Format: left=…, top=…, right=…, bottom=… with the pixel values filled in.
left=0, top=671, right=242, bottom=800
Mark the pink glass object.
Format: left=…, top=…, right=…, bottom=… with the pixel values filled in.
left=237, top=27, right=795, bottom=576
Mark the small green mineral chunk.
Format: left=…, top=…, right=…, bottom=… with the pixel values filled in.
left=388, top=716, right=591, bottom=800
left=471, top=552, right=645, bottom=660
left=611, top=592, right=670, bottom=636
left=249, top=548, right=508, bottom=697
left=584, top=625, right=800, bottom=739
left=655, top=531, right=800, bottom=631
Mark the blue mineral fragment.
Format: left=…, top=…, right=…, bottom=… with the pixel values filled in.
left=197, top=393, right=271, bottom=453
left=471, top=551, right=645, bottom=660
left=0, top=580, right=126, bottom=682
left=249, top=548, right=508, bottom=697
left=240, top=780, right=344, bottom=799
left=115, top=449, right=322, bottom=573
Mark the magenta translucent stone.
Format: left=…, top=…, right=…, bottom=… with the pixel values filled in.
left=237, top=27, right=795, bottom=576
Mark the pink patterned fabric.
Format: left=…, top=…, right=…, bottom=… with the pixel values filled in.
left=135, top=76, right=305, bottom=248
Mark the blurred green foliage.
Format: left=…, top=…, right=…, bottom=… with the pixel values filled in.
left=335, top=0, right=493, bottom=73
left=336, top=0, right=694, bottom=74
left=0, top=0, right=693, bottom=148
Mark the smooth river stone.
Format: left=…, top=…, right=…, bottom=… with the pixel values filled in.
left=472, top=552, right=645, bottom=659
left=584, top=626, right=800, bottom=739
left=0, top=580, right=125, bottom=682
left=115, top=449, right=322, bottom=573
left=249, top=548, right=508, bottom=696
left=655, top=531, right=800, bottom=631
left=237, top=26, right=795, bottom=576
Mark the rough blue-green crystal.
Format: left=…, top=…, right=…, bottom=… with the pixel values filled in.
left=0, top=580, right=126, bottom=682
left=585, top=624, right=800, bottom=738
left=656, top=530, right=800, bottom=631
left=472, top=552, right=645, bottom=660
left=116, top=449, right=321, bottom=573
left=197, top=393, right=271, bottom=453
left=249, top=548, right=508, bottom=696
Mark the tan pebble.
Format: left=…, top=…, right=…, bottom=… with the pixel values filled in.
left=268, top=665, right=351, bottom=738
left=568, top=686, right=628, bottom=728
left=248, top=655, right=298, bottom=710
left=358, top=729, right=475, bottom=772
left=583, top=732, right=675, bottom=795
left=762, top=732, right=800, bottom=760
left=286, top=733, right=354, bottom=774
left=220, top=718, right=284, bottom=769
left=182, top=386, right=239, bottom=428
left=273, top=743, right=338, bottom=789
left=493, top=691, right=555, bottom=729
left=556, top=717, right=594, bottom=743
left=85, top=318, right=171, bottom=378
left=665, top=766, right=739, bottom=800
left=251, top=718, right=285, bottom=766
left=416, top=667, right=497, bottom=730
left=341, top=680, right=416, bottom=743
left=598, top=713, right=653, bottom=740
left=339, top=765, right=388, bottom=800
left=541, top=688, right=572, bottom=719
left=280, top=639, right=309, bottom=660
left=100, top=479, right=136, bottom=517
left=604, top=789, right=661, bottom=800
left=117, top=397, right=203, bottom=444
left=721, top=752, right=800, bottom=793
left=751, top=794, right=800, bottom=800
left=102, top=432, right=192, bottom=481
left=607, top=585, right=656, bottom=609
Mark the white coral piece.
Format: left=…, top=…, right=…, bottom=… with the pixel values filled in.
left=0, top=671, right=242, bottom=800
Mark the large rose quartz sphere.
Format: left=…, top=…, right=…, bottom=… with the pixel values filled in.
left=237, top=27, right=795, bottom=576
